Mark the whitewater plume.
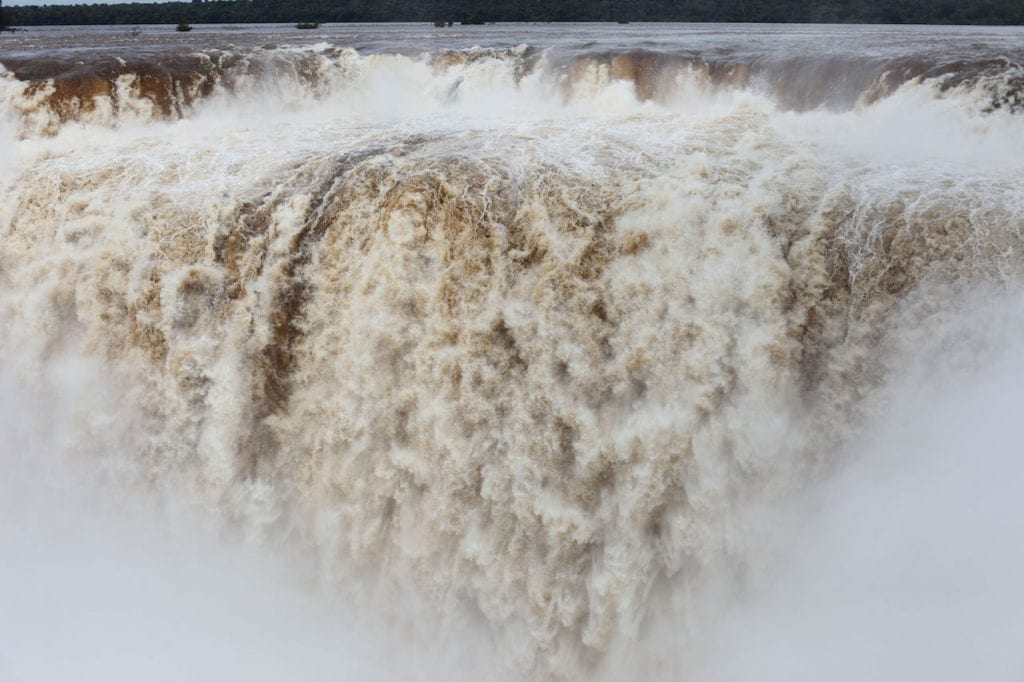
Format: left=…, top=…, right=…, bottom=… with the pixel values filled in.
left=2, top=23, right=1024, bottom=679
left=1, top=33, right=1024, bottom=138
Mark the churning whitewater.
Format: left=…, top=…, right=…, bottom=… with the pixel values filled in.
left=1, top=23, right=1023, bottom=680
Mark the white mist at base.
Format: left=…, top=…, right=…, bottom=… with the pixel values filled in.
left=0, top=362, right=504, bottom=682
left=687, top=295, right=1024, bottom=682
left=4, top=300, right=1024, bottom=682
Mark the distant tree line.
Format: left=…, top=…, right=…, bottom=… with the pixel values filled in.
left=5, top=0, right=1024, bottom=26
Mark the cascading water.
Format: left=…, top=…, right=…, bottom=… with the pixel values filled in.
left=1, top=23, right=1023, bottom=681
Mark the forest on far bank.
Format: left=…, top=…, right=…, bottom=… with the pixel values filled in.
left=3, top=0, right=1023, bottom=27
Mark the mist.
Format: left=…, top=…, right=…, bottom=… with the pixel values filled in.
left=690, top=293, right=1024, bottom=682
left=4, top=295, right=1023, bottom=681
left=0, top=362, right=504, bottom=682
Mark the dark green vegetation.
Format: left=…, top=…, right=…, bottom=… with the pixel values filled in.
left=5, top=0, right=1024, bottom=26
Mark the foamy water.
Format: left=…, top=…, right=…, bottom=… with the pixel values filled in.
left=1, top=23, right=1023, bottom=680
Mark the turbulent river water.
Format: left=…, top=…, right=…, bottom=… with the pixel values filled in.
left=1, top=23, right=1023, bottom=681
